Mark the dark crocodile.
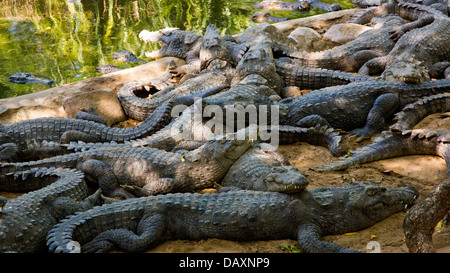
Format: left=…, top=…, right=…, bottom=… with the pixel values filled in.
left=356, top=1, right=450, bottom=83
left=220, top=143, right=309, bottom=192
left=0, top=167, right=103, bottom=252
left=351, top=0, right=448, bottom=14
left=139, top=27, right=203, bottom=75
left=275, top=58, right=376, bottom=90
left=390, top=93, right=450, bottom=132
left=254, top=0, right=342, bottom=12
left=0, top=131, right=253, bottom=198
left=46, top=181, right=418, bottom=253
left=280, top=78, right=450, bottom=141
left=8, top=72, right=54, bottom=85
left=0, top=100, right=174, bottom=162
left=283, top=14, right=406, bottom=72
left=112, top=50, right=138, bottom=62
left=317, top=129, right=450, bottom=173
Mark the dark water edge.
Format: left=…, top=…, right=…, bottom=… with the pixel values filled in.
left=0, top=0, right=354, bottom=99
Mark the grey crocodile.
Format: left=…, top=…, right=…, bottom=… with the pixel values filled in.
left=317, top=129, right=450, bottom=173
left=46, top=181, right=418, bottom=253
left=390, top=93, right=450, bottom=132
left=280, top=78, right=450, bottom=141
left=283, top=14, right=406, bottom=72
left=275, top=58, right=376, bottom=90
left=220, top=143, right=309, bottom=192
left=254, top=0, right=342, bottom=12
left=0, top=131, right=253, bottom=198
left=95, top=64, right=121, bottom=74
left=8, top=72, right=54, bottom=85
left=112, top=50, right=138, bottom=62
left=251, top=12, right=291, bottom=23
left=139, top=27, right=203, bottom=75
left=357, top=1, right=450, bottom=83
left=0, top=167, right=103, bottom=253
left=0, top=99, right=174, bottom=162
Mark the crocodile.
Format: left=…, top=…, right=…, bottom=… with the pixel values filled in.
left=139, top=27, right=203, bottom=75
left=112, top=50, right=138, bottom=62
left=0, top=99, right=174, bottom=162
left=356, top=1, right=450, bottom=83
left=282, top=14, right=406, bottom=72
left=0, top=131, right=253, bottom=198
left=390, top=93, right=450, bottom=132
left=279, top=78, right=450, bottom=141
left=46, top=181, right=418, bottom=253
left=119, top=25, right=234, bottom=121
left=0, top=167, right=103, bottom=253
left=351, top=0, right=448, bottom=14
left=317, top=129, right=450, bottom=173
left=275, top=58, right=376, bottom=90
left=254, top=0, right=342, bottom=12
left=220, top=143, right=309, bottom=192
left=8, top=72, right=54, bottom=85
left=95, top=64, right=121, bottom=74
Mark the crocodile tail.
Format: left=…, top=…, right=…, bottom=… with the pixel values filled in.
left=46, top=196, right=151, bottom=253
left=317, top=129, right=444, bottom=171
left=390, top=93, right=450, bottom=132
left=0, top=152, right=81, bottom=175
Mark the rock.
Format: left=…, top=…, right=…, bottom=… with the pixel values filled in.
left=0, top=57, right=185, bottom=125
left=323, top=23, right=372, bottom=44
left=62, top=89, right=126, bottom=126
left=288, top=27, right=331, bottom=51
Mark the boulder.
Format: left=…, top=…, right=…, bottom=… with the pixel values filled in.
left=288, top=27, right=332, bottom=52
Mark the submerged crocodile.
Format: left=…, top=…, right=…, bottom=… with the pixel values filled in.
left=0, top=100, right=174, bottom=162
left=356, top=1, right=450, bottom=83
left=317, top=129, right=450, bottom=173
left=275, top=58, right=375, bottom=90
left=283, top=14, right=406, bottom=72
left=112, top=50, right=138, bottom=63
left=251, top=12, right=291, bottom=23
left=0, top=131, right=253, bottom=198
left=0, top=167, right=103, bottom=253
left=8, top=72, right=54, bottom=85
left=220, top=143, right=309, bottom=192
left=280, top=78, right=450, bottom=141
left=46, top=181, right=418, bottom=253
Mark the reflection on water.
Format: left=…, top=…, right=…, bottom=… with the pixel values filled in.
left=0, top=0, right=353, bottom=99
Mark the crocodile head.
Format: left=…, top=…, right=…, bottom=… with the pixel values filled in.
left=139, top=27, right=203, bottom=60
left=382, top=60, right=430, bottom=83
left=263, top=166, right=309, bottom=193
left=200, top=24, right=232, bottom=70
left=232, top=38, right=282, bottom=91
left=307, top=181, right=419, bottom=234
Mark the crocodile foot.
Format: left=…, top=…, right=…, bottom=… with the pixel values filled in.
left=349, top=127, right=378, bottom=142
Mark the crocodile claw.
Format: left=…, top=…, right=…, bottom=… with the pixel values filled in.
left=349, top=127, right=376, bottom=142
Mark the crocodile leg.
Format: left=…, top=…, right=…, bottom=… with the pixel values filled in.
left=123, top=178, right=181, bottom=196
left=0, top=143, right=18, bottom=161
left=60, top=130, right=101, bottom=144
left=349, top=93, right=399, bottom=141
left=82, top=213, right=167, bottom=253
left=297, top=224, right=361, bottom=253
left=80, top=159, right=135, bottom=199
left=295, top=115, right=332, bottom=128
left=358, top=56, right=389, bottom=75
left=74, top=107, right=107, bottom=125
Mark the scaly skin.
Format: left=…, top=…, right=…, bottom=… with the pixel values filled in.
left=253, top=0, right=341, bottom=12
left=275, top=59, right=376, bottom=90
left=317, top=129, right=450, bottom=173
left=0, top=133, right=253, bottom=198
left=283, top=15, right=406, bottom=72
left=0, top=99, right=175, bottom=162
left=46, top=181, right=418, bottom=253
left=357, top=1, right=450, bottom=83
left=280, top=78, right=450, bottom=141
left=0, top=167, right=103, bottom=253
left=390, top=93, right=450, bottom=132
left=221, top=144, right=309, bottom=192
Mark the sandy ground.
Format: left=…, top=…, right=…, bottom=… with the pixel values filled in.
left=1, top=113, right=449, bottom=254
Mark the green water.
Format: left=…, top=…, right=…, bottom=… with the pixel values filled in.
left=0, top=0, right=354, bottom=99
